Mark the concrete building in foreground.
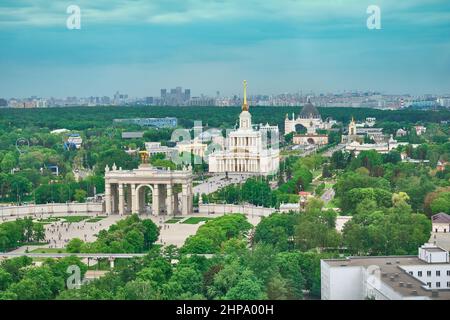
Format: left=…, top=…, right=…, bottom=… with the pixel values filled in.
left=321, top=243, right=450, bottom=300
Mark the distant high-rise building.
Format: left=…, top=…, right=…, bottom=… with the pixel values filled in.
left=101, top=96, right=111, bottom=105
left=160, top=87, right=192, bottom=106
left=145, top=97, right=154, bottom=105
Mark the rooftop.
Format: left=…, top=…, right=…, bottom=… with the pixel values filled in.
left=424, top=247, right=446, bottom=253
left=299, top=100, right=321, bottom=119
left=323, top=255, right=450, bottom=300
left=432, top=213, right=450, bottom=224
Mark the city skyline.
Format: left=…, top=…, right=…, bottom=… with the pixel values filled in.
left=1, top=0, right=449, bottom=97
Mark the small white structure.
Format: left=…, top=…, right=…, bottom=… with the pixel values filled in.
left=418, top=243, right=449, bottom=264
left=176, top=140, right=207, bottom=158
left=396, top=128, right=407, bottom=137
left=321, top=243, right=450, bottom=300
left=67, top=134, right=82, bottom=149
left=51, top=128, right=70, bottom=134
left=145, top=142, right=176, bottom=158
left=344, top=138, right=398, bottom=155
left=355, top=117, right=376, bottom=128
left=415, top=125, right=427, bottom=136
left=432, top=213, right=450, bottom=233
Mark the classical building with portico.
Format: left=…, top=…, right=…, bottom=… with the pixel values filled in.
left=104, top=163, right=193, bottom=216
left=208, top=80, right=280, bottom=176
left=284, top=98, right=335, bottom=135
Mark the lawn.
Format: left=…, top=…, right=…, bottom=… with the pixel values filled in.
left=29, top=247, right=67, bottom=254
left=181, top=217, right=213, bottom=224
left=61, top=216, right=90, bottom=223
left=35, top=217, right=61, bottom=224
left=165, top=217, right=184, bottom=224
left=86, top=216, right=108, bottom=223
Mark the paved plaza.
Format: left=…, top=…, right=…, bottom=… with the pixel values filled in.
left=7, top=211, right=262, bottom=253
left=193, top=173, right=256, bottom=195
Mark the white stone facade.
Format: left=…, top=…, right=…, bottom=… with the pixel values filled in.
left=208, top=81, right=279, bottom=176
left=104, top=163, right=193, bottom=216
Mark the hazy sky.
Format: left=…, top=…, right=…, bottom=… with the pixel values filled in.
left=1, top=0, right=449, bottom=98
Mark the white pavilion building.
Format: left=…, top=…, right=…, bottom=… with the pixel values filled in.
left=208, top=81, right=279, bottom=176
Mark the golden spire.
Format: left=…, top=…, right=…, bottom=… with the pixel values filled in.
left=242, top=80, right=249, bottom=111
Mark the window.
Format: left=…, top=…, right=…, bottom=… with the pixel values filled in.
left=436, top=282, right=441, bottom=288
left=447, top=270, right=450, bottom=276
left=447, top=282, right=450, bottom=288
left=436, top=271, right=440, bottom=276
left=427, top=271, right=431, bottom=277
left=427, top=282, right=431, bottom=288
left=409, top=271, right=413, bottom=276
left=418, top=271, right=422, bottom=277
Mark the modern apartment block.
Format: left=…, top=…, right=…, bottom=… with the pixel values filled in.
left=321, top=243, right=450, bottom=300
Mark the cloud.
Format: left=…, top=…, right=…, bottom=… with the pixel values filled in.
left=1, top=0, right=448, bottom=28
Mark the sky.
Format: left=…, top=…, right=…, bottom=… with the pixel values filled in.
left=0, top=0, right=449, bottom=98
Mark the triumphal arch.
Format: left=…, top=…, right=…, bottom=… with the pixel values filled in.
left=103, top=159, right=193, bottom=216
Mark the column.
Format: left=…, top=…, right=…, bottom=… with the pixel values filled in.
left=182, top=184, right=189, bottom=215
left=112, top=185, right=118, bottom=214
left=109, top=258, right=115, bottom=269
left=188, top=184, right=193, bottom=214
left=159, top=185, right=166, bottom=215
left=105, top=183, right=112, bottom=215
left=131, top=184, right=137, bottom=214
left=152, top=184, right=159, bottom=215
left=166, top=184, right=173, bottom=215
left=118, top=183, right=124, bottom=215
left=126, top=185, right=132, bottom=214
left=173, top=192, right=179, bottom=215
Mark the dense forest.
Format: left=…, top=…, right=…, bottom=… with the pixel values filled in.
left=1, top=106, right=449, bottom=131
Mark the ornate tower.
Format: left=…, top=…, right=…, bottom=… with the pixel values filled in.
left=349, top=117, right=357, bottom=136
left=239, top=80, right=252, bottom=129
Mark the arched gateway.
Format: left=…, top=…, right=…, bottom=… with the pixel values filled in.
left=104, top=163, right=193, bottom=216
